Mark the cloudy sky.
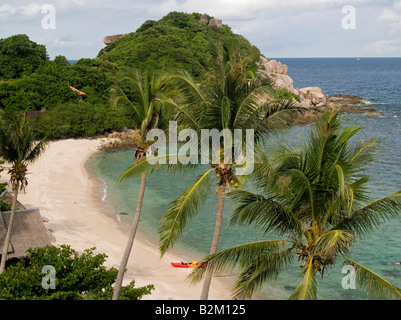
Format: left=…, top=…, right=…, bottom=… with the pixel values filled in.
left=1, top=0, right=401, bottom=59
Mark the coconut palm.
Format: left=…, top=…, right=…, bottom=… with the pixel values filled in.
left=189, top=111, right=401, bottom=300
left=155, top=46, right=300, bottom=300
left=0, top=110, right=47, bottom=274
left=111, top=69, right=183, bottom=300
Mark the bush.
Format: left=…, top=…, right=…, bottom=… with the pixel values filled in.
left=0, top=245, right=154, bottom=300
left=33, top=101, right=132, bottom=138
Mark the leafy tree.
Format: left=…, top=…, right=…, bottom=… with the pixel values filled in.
left=120, top=46, right=299, bottom=300
left=189, top=111, right=401, bottom=300
left=0, top=111, right=48, bottom=273
left=111, top=69, right=179, bottom=300
left=0, top=34, right=47, bottom=79
left=53, top=55, right=70, bottom=67
left=0, top=245, right=154, bottom=300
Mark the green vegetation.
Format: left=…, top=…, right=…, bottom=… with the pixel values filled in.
left=98, top=12, right=261, bottom=80
left=111, top=69, right=181, bottom=300
left=0, top=34, right=47, bottom=80
left=0, top=245, right=154, bottom=300
left=0, top=160, right=11, bottom=212
left=0, top=12, right=262, bottom=140
left=189, top=111, right=401, bottom=300
left=33, top=101, right=130, bottom=139
left=0, top=111, right=48, bottom=274
left=118, top=46, right=299, bottom=300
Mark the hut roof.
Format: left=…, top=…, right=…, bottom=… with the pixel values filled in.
left=69, top=86, right=86, bottom=96
left=0, top=190, right=25, bottom=210
left=0, top=208, right=52, bottom=260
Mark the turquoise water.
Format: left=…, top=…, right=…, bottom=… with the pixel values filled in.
left=87, top=58, right=401, bottom=300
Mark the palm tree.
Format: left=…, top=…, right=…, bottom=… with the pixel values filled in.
left=155, top=46, right=300, bottom=300
left=0, top=110, right=47, bottom=274
left=189, top=111, right=401, bottom=300
left=111, top=69, right=180, bottom=300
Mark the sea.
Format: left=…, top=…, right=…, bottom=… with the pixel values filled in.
left=86, top=58, right=401, bottom=300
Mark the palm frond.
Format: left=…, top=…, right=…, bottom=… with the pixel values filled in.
left=343, top=257, right=401, bottom=300
left=312, top=230, right=354, bottom=260
left=332, top=191, right=401, bottom=236
left=117, top=153, right=198, bottom=183
left=289, top=258, right=317, bottom=300
left=228, top=189, right=302, bottom=237
left=117, top=157, right=162, bottom=183
left=232, top=245, right=293, bottom=299
left=188, top=240, right=290, bottom=294
left=349, top=137, right=384, bottom=170
left=158, top=169, right=214, bottom=256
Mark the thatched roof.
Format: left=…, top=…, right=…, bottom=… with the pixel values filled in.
left=0, top=208, right=52, bottom=260
left=0, top=190, right=25, bottom=210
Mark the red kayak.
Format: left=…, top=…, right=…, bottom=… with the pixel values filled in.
left=171, top=262, right=206, bottom=268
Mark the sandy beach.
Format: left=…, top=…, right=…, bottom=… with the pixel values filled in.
left=10, top=138, right=234, bottom=300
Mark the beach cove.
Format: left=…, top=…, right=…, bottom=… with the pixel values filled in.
left=12, top=138, right=235, bottom=300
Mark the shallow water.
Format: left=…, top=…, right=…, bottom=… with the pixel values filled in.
left=87, top=58, right=401, bottom=299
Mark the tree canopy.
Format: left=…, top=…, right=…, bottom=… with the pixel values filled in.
left=0, top=12, right=264, bottom=139
left=98, top=12, right=262, bottom=80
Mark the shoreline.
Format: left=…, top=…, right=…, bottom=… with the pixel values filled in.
left=14, top=138, right=236, bottom=300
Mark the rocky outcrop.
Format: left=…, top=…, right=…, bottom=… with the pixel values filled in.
left=258, top=56, right=326, bottom=108
left=199, top=14, right=223, bottom=27
left=200, top=14, right=209, bottom=24
left=295, top=87, right=326, bottom=108
left=103, top=33, right=129, bottom=45
left=209, top=19, right=223, bottom=27
left=257, top=57, right=380, bottom=124
left=259, top=57, right=295, bottom=95
left=294, top=94, right=381, bottom=125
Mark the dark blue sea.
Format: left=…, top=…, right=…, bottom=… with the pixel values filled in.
left=87, top=58, right=401, bottom=300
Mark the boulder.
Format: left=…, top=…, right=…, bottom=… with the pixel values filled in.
left=209, top=19, right=223, bottom=27
left=259, top=57, right=288, bottom=75
left=200, top=14, right=209, bottom=24
left=103, top=33, right=128, bottom=45
left=258, top=56, right=327, bottom=108
left=297, top=87, right=326, bottom=107
left=271, top=74, right=295, bottom=93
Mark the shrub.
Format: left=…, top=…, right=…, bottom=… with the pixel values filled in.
left=0, top=245, right=154, bottom=300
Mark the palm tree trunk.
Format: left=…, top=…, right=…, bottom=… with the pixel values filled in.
left=112, top=172, right=147, bottom=300
left=200, top=186, right=225, bottom=300
left=0, top=187, right=19, bottom=274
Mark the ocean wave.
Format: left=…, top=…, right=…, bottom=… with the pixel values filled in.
left=101, top=183, right=108, bottom=201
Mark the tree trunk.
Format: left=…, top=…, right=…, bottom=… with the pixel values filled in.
left=112, top=172, right=147, bottom=300
left=200, top=186, right=225, bottom=300
left=0, top=187, right=19, bottom=274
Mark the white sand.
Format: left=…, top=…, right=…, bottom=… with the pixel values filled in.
left=12, top=138, right=234, bottom=300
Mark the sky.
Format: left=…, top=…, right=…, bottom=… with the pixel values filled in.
left=1, top=0, right=401, bottom=59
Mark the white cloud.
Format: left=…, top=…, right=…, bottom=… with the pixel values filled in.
left=148, top=0, right=377, bottom=19
left=20, top=3, right=43, bottom=16
left=0, top=0, right=397, bottom=59
left=72, top=0, right=86, bottom=5
left=0, top=4, right=17, bottom=19
left=42, top=37, right=95, bottom=48
left=363, top=39, right=401, bottom=54
left=379, top=8, right=401, bottom=22
left=378, top=1, right=401, bottom=31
